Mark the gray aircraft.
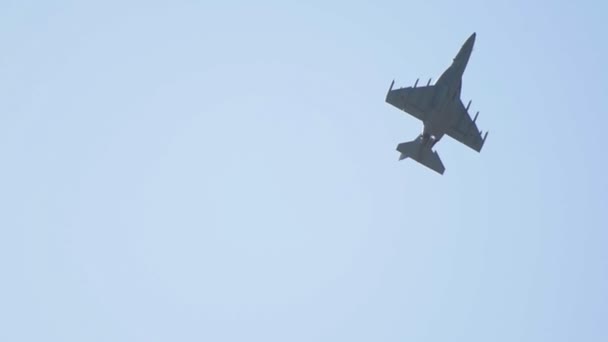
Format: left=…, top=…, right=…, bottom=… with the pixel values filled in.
left=385, top=32, right=488, bottom=174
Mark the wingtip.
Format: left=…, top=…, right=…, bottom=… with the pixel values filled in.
left=480, top=131, right=489, bottom=151
left=386, top=79, right=395, bottom=101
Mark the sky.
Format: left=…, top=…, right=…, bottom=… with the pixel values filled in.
left=1, top=1, right=607, bottom=341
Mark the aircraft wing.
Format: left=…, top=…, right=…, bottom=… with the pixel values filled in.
left=385, top=83, right=437, bottom=122
left=446, top=100, right=488, bottom=152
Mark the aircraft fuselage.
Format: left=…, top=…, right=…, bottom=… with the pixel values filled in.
left=421, top=33, right=476, bottom=145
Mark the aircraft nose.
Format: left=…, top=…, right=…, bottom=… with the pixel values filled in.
left=466, top=32, right=476, bottom=48
left=454, top=33, right=475, bottom=64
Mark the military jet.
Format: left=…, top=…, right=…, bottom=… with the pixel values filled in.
left=385, top=32, right=488, bottom=174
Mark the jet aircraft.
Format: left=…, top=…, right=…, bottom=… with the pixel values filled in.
left=385, top=33, right=488, bottom=174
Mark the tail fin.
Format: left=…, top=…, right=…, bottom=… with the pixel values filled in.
left=397, top=138, right=445, bottom=174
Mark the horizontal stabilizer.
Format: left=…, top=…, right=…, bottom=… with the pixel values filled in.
left=396, top=138, right=445, bottom=174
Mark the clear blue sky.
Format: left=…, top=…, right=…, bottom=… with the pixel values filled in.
left=1, top=1, right=607, bottom=341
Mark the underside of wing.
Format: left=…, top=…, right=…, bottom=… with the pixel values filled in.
left=385, top=83, right=437, bottom=122
left=446, top=100, right=488, bottom=152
